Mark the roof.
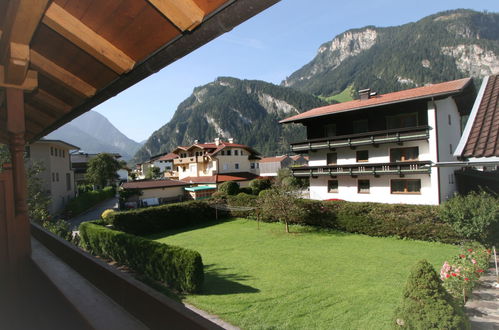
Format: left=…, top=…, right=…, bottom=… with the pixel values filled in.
left=259, top=155, right=289, bottom=163
left=122, top=179, right=189, bottom=190
left=280, top=78, right=472, bottom=124
left=172, top=140, right=260, bottom=156
left=184, top=186, right=216, bottom=192
left=155, top=153, right=179, bottom=161
left=181, top=172, right=259, bottom=184
left=0, top=0, right=280, bottom=144
left=33, top=139, right=80, bottom=150
left=455, top=75, right=499, bottom=158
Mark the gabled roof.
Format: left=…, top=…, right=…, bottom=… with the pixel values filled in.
left=34, top=139, right=80, bottom=150
left=259, top=155, right=288, bottom=163
left=280, top=78, right=472, bottom=124
left=122, top=179, right=189, bottom=190
left=181, top=172, right=259, bottom=184
left=454, top=75, right=499, bottom=158
left=155, top=153, right=179, bottom=161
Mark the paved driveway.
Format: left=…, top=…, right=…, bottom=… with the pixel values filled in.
left=69, top=197, right=118, bottom=230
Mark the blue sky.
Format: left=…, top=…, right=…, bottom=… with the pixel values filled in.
left=93, top=0, right=499, bottom=142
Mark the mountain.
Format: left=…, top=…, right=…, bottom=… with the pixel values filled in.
left=133, top=77, right=327, bottom=163
left=46, top=111, right=141, bottom=160
left=282, top=9, right=499, bottom=100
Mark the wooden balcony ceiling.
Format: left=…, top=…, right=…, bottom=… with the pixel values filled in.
left=0, top=0, right=279, bottom=144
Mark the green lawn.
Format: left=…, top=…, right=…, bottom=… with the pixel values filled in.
left=320, top=84, right=355, bottom=103
left=153, top=219, right=458, bottom=329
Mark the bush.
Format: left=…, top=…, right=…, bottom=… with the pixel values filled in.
left=101, top=209, right=115, bottom=222
left=107, top=200, right=216, bottom=236
left=439, top=191, right=499, bottom=245
left=79, top=222, right=203, bottom=293
left=249, top=178, right=272, bottom=195
left=64, top=186, right=115, bottom=217
left=218, top=181, right=239, bottom=195
left=42, top=219, right=73, bottom=241
left=239, top=187, right=254, bottom=195
left=226, top=193, right=258, bottom=218
left=394, top=260, right=469, bottom=329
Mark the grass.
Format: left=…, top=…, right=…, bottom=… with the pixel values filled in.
left=320, top=84, right=355, bottom=103
left=153, top=219, right=458, bottom=329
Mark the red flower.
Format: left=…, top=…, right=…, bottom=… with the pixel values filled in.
left=451, top=273, right=457, bottom=277
left=445, top=274, right=450, bottom=278
left=477, top=269, right=484, bottom=273
left=468, top=249, right=473, bottom=252
left=459, top=254, right=465, bottom=258
left=464, top=278, right=469, bottom=281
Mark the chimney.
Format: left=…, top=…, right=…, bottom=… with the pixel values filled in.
left=228, top=138, right=234, bottom=143
left=194, top=139, right=199, bottom=144
left=214, top=137, right=220, bottom=146
left=358, top=88, right=371, bottom=101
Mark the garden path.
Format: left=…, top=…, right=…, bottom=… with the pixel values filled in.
left=68, top=197, right=118, bottom=230
left=465, top=253, right=499, bottom=329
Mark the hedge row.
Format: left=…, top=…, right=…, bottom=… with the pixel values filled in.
left=64, top=186, right=115, bottom=216
left=107, top=200, right=216, bottom=236
left=79, top=222, right=203, bottom=293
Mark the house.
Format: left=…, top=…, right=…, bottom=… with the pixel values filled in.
left=453, top=74, right=499, bottom=193
left=27, top=139, right=79, bottom=215
left=172, top=138, right=261, bottom=186
left=290, top=155, right=308, bottom=166
left=280, top=78, right=476, bottom=205
left=121, top=179, right=189, bottom=207
left=259, top=155, right=292, bottom=176
left=150, top=152, right=179, bottom=178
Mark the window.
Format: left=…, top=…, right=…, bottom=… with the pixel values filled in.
left=256, top=163, right=260, bottom=169
left=323, top=123, right=336, bottom=138
left=357, top=180, right=370, bottom=193
left=328, top=180, right=338, bottom=193
left=66, top=173, right=71, bottom=191
left=448, top=114, right=452, bottom=126
left=226, top=150, right=232, bottom=156
left=356, top=150, right=369, bottom=162
left=250, top=163, right=255, bottom=169
left=221, top=151, right=225, bottom=156
left=448, top=174, right=455, bottom=184
left=52, top=173, right=55, bottom=182
left=391, top=179, right=421, bottom=194
left=50, top=147, right=54, bottom=156
left=390, top=147, right=419, bottom=162
left=353, top=119, right=368, bottom=133
left=386, top=112, right=418, bottom=129
left=240, top=151, right=244, bottom=156
left=56, top=173, right=59, bottom=182
left=235, top=163, right=239, bottom=170
left=449, top=144, right=453, bottom=155
left=234, top=150, right=239, bottom=156
left=327, top=152, right=337, bottom=165
left=55, top=148, right=58, bottom=157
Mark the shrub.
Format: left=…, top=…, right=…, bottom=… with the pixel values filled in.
left=239, top=187, right=254, bottom=195
left=394, top=260, right=469, bottom=329
left=42, top=219, right=73, bottom=242
left=101, top=209, right=115, bottom=222
left=79, top=222, right=203, bottom=293
left=439, top=191, right=499, bottom=245
left=218, top=181, right=240, bottom=195
left=64, top=186, right=115, bottom=217
left=226, top=193, right=258, bottom=218
left=249, top=178, right=272, bottom=195
left=107, top=200, right=216, bottom=236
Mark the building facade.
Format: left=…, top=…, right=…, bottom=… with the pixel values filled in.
left=28, top=140, right=79, bottom=214
left=280, top=78, right=475, bottom=205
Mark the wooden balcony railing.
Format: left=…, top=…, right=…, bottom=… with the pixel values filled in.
left=291, top=126, right=430, bottom=152
left=291, top=161, right=432, bottom=177
left=173, top=156, right=209, bottom=165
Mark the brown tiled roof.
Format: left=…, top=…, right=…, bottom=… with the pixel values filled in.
left=459, top=75, right=499, bottom=158
left=122, top=179, right=189, bottom=189
left=181, top=172, right=259, bottom=184
left=156, top=153, right=179, bottom=161
left=259, top=155, right=288, bottom=163
left=172, top=140, right=260, bottom=156
left=280, top=78, right=472, bottom=123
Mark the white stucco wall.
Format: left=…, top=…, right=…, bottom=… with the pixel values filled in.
left=139, top=186, right=185, bottom=200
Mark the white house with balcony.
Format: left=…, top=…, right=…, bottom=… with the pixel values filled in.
left=280, top=78, right=476, bottom=205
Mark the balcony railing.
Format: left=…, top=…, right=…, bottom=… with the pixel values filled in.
left=291, top=161, right=432, bottom=177
left=173, top=156, right=209, bottom=165
left=291, top=126, right=430, bottom=152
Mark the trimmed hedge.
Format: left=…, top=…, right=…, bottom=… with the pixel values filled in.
left=107, top=200, right=216, bottom=236
left=65, top=186, right=115, bottom=216
left=79, top=222, right=203, bottom=293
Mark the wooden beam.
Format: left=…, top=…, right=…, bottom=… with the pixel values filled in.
left=148, top=0, right=205, bottom=31
left=31, top=89, right=71, bottom=114
left=42, top=3, right=135, bottom=74
left=0, top=0, right=50, bottom=84
left=0, top=65, right=37, bottom=90
left=30, top=50, right=96, bottom=98
left=25, top=103, right=57, bottom=126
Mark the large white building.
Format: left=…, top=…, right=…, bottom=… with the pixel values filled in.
left=280, top=78, right=476, bottom=205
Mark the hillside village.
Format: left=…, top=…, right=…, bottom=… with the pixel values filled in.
left=1, top=3, right=499, bottom=329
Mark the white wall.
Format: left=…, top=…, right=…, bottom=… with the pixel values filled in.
left=139, top=186, right=185, bottom=200
left=310, top=174, right=437, bottom=205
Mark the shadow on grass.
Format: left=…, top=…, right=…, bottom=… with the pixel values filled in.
left=200, top=264, right=259, bottom=295
left=146, top=218, right=234, bottom=240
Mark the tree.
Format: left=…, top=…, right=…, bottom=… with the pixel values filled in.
left=145, top=166, right=161, bottom=180
left=26, top=161, right=51, bottom=223
left=277, top=167, right=308, bottom=189
left=85, top=153, right=120, bottom=188
left=258, top=183, right=305, bottom=233
left=218, top=181, right=240, bottom=195
left=394, top=260, right=469, bottom=329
